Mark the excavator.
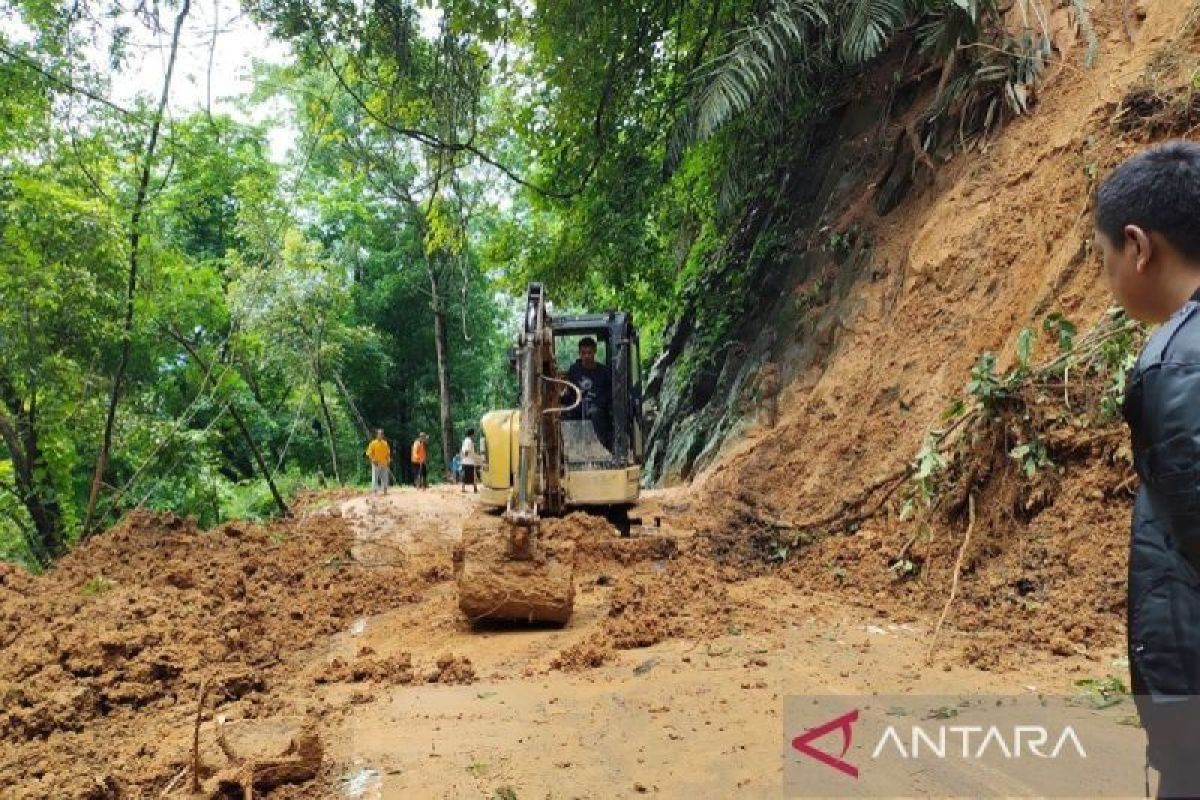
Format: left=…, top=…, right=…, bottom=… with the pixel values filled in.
left=453, top=283, right=644, bottom=625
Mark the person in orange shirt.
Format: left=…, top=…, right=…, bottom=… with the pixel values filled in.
left=411, top=432, right=429, bottom=489
left=365, top=429, right=391, bottom=495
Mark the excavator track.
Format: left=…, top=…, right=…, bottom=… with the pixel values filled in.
left=453, top=512, right=575, bottom=625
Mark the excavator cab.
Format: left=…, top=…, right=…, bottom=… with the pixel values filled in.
left=476, top=308, right=644, bottom=516
left=454, top=285, right=643, bottom=625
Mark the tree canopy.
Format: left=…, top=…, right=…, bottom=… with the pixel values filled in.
left=0, top=0, right=1051, bottom=566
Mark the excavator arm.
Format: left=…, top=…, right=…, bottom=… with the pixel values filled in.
left=507, top=283, right=567, bottom=526
left=454, top=284, right=576, bottom=624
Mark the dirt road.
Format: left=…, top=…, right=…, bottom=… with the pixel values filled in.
left=310, top=487, right=1132, bottom=799
left=0, top=485, right=1140, bottom=798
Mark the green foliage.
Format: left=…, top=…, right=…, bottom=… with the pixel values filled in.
left=1042, top=312, right=1077, bottom=353
left=218, top=470, right=328, bottom=524
left=912, top=433, right=946, bottom=508
left=1070, top=0, right=1100, bottom=69
left=1015, top=328, right=1034, bottom=373
left=1009, top=438, right=1051, bottom=478
left=1074, top=674, right=1129, bottom=709
left=841, top=0, right=909, bottom=64
left=902, top=310, right=1144, bottom=517
left=81, top=575, right=116, bottom=596
left=1096, top=309, right=1140, bottom=421
left=682, top=0, right=831, bottom=152
left=966, top=351, right=1002, bottom=411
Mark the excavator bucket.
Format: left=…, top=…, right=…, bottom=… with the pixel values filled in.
left=453, top=513, right=575, bottom=625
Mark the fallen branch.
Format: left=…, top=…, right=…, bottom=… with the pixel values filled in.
left=739, top=467, right=911, bottom=537
left=926, top=493, right=976, bottom=665
left=895, top=525, right=924, bottom=563
left=159, top=767, right=187, bottom=797
left=1114, top=470, right=1139, bottom=495
left=191, top=677, right=209, bottom=793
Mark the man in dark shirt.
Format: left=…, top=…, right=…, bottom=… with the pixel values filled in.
left=565, top=336, right=612, bottom=449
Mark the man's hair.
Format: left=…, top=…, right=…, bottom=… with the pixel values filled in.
left=466, top=427, right=475, bottom=437
left=1096, top=140, right=1200, bottom=262
left=579, top=336, right=597, bottom=350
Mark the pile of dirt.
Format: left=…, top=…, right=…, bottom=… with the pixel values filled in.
left=548, top=548, right=736, bottom=672
left=539, top=513, right=679, bottom=570
left=426, top=653, right=476, bottom=685
left=603, top=552, right=735, bottom=649
left=314, top=647, right=416, bottom=686
left=550, top=636, right=613, bottom=672
left=0, top=508, right=425, bottom=798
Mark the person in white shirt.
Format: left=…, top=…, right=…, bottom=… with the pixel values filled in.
left=460, top=428, right=479, bottom=494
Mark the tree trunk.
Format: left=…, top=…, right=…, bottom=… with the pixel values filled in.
left=0, top=392, right=65, bottom=565
left=429, top=265, right=454, bottom=474
left=83, top=0, right=192, bottom=536
left=226, top=402, right=290, bottom=517
left=315, top=352, right=342, bottom=485
left=168, top=329, right=290, bottom=518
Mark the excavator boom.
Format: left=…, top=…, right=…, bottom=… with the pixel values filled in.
left=454, top=284, right=575, bottom=624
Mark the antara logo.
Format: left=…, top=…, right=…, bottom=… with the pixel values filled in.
left=791, top=709, right=860, bottom=778
left=791, top=709, right=1089, bottom=779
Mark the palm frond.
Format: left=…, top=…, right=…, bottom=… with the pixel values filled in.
left=838, top=0, right=909, bottom=64
left=667, top=0, right=831, bottom=170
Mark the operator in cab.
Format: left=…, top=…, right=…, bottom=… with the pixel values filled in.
left=564, top=336, right=612, bottom=450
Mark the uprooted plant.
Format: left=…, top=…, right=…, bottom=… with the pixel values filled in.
left=739, top=308, right=1143, bottom=565
left=899, top=307, right=1142, bottom=528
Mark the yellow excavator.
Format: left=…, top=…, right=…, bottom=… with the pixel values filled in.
left=453, top=283, right=644, bottom=625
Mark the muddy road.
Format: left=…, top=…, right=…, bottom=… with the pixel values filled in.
left=314, top=487, right=1130, bottom=799
left=0, top=485, right=1135, bottom=798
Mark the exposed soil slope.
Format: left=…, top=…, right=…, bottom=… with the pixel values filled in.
left=686, top=0, right=1198, bottom=669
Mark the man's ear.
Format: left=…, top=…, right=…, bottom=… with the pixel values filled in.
left=1125, top=224, right=1154, bottom=272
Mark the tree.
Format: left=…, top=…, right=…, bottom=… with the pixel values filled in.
left=0, top=174, right=125, bottom=563
left=83, top=0, right=193, bottom=535
left=228, top=230, right=363, bottom=485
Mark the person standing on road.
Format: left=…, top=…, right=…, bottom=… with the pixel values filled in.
left=1096, top=141, right=1200, bottom=798
left=412, top=432, right=429, bottom=489
left=365, top=429, right=391, bottom=495
left=460, top=428, right=479, bottom=494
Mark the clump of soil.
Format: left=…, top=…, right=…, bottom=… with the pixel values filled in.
left=544, top=513, right=679, bottom=563
left=603, top=553, right=734, bottom=649
left=541, top=513, right=680, bottom=569
left=0, top=508, right=424, bottom=797
left=690, top=426, right=1130, bottom=670
left=427, top=653, right=475, bottom=684
left=1113, top=84, right=1200, bottom=138
left=454, top=514, right=575, bottom=625
left=551, top=635, right=613, bottom=672
left=314, top=647, right=416, bottom=685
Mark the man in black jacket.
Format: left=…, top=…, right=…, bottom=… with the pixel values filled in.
left=565, top=336, right=612, bottom=450
left=1096, top=140, right=1200, bottom=798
